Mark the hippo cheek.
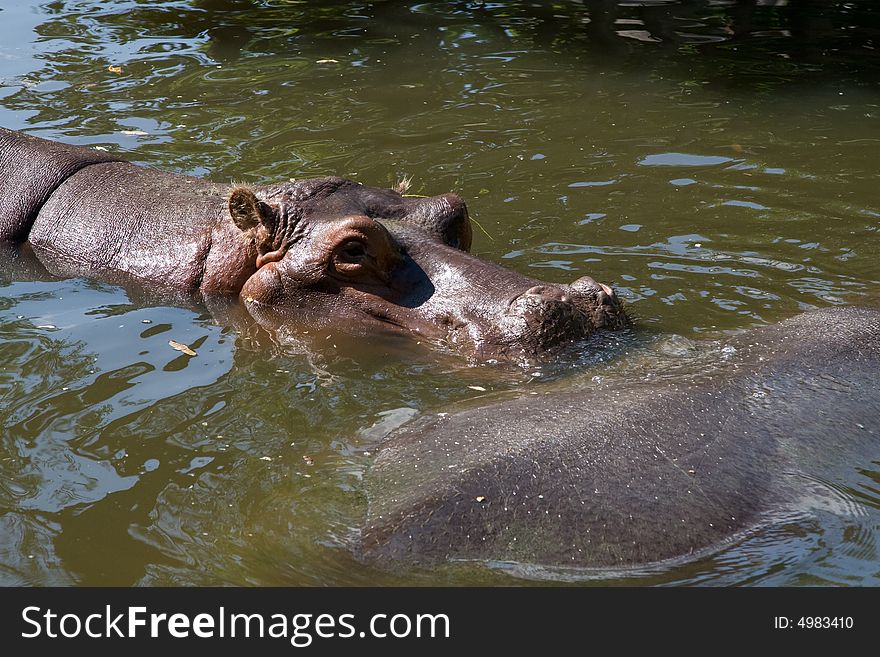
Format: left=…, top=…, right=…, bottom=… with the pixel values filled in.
left=237, top=263, right=338, bottom=328
left=239, top=263, right=287, bottom=306
left=330, top=289, right=459, bottom=343
left=238, top=268, right=446, bottom=340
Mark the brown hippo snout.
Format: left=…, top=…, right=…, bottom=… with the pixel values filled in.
left=493, top=275, right=625, bottom=361
left=513, top=276, right=623, bottom=327
left=568, top=275, right=625, bottom=330
left=518, top=285, right=574, bottom=304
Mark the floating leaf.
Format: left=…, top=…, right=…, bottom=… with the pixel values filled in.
left=108, top=65, right=123, bottom=74
left=168, top=340, right=196, bottom=356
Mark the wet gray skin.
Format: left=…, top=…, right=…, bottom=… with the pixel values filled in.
left=359, top=306, right=880, bottom=570
left=0, top=127, right=625, bottom=364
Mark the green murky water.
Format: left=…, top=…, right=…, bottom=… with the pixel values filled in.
left=1, top=0, right=879, bottom=585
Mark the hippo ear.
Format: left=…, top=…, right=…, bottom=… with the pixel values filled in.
left=228, top=187, right=272, bottom=232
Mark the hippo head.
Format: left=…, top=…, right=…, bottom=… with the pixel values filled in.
left=228, top=176, right=626, bottom=363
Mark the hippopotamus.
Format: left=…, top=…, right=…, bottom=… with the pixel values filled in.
left=359, top=305, right=880, bottom=569
left=0, top=127, right=625, bottom=363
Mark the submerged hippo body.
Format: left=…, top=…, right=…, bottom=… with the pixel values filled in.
left=360, top=306, right=880, bottom=570
left=0, top=127, right=624, bottom=362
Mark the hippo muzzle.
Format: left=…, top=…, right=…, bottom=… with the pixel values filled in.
left=509, top=276, right=623, bottom=332
left=444, top=274, right=626, bottom=362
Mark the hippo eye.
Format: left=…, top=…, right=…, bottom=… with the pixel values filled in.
left=331, top=239, right=374, bottom=279
left=339, top=240, right=367, bottom=261
left=328, top=220, right=400, bottom=283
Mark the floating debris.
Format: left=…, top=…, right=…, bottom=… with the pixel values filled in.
left=107, top=65, right=123, bottom=74
left=316, top=59, right=339, bottom=64
left=168, top=340, right=196, bottom=356
left=468, top=385, right=487, bottom=392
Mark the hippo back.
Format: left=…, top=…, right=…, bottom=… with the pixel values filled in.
left=0, top=128, right=243, bottom=294
left=28, top=160, right=232, bottom=292
left=0, top=127, right=122, bottom=242
left=360, top=306, right=880, bottom=569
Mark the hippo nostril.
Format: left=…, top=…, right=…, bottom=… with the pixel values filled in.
left=523, top=285, right=549, bottom=297
left=569, top=275, right=599, bottom=294
left=570, top=276, right=618, bottom=305
left=522, top=285, right=572, bottom=304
